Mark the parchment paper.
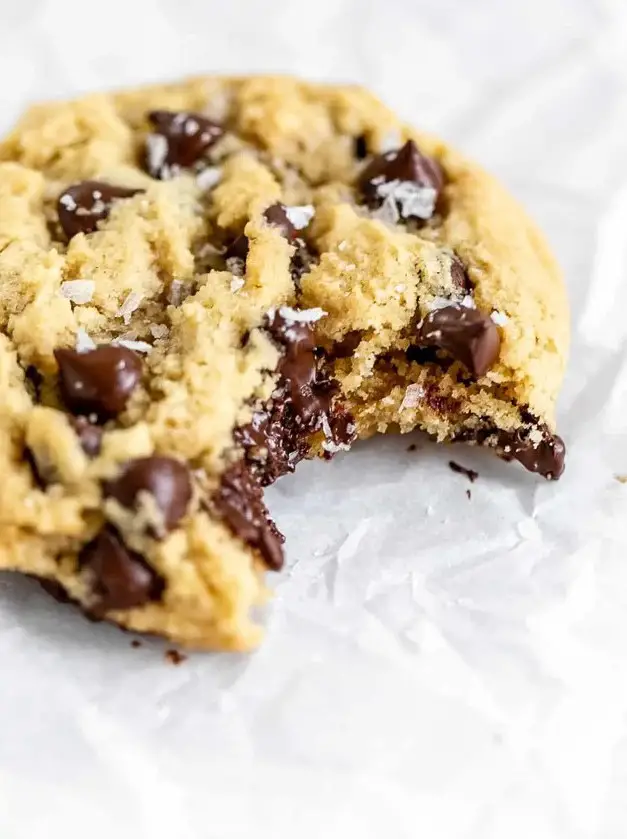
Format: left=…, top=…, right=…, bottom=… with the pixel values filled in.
left=0, top=1, right=626, bottom=837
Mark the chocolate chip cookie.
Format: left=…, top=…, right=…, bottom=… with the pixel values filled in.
left=0, top=75, right=568, bottom=649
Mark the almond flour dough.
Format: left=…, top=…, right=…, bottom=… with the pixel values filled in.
left=0, top=76, right=568, bottom=649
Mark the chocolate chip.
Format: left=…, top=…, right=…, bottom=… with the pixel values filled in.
left=104, top=456, right=192, bottom=534
left=68, top=416, right=103, bottom=457
left=448, top=460, right=479, bottom=483
left=145, top=111, right=223, bottom=179
left=55, top=345, right=143, bottom=419
left=80, top=527, right=164, bottom=613
left=359, top=140, right=443, bottom=220
left=57, top=181, right=142, bottom=239
left=213, top=460, right=285, bottom=570
left=416, top=305, right=500, bottom=377
left=354, top=134, right=368, bottom=160
left=235, top=310, right=356, bottom=485
left=290, top=239, right=316, bottom=285
left=263, top=203, right=297, bottom=240
left=500, top=430, right=566, bottom=480
left=450, top=255, right=472, bottom=291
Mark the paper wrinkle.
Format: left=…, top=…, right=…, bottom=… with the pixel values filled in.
left=1, top=1, right=627, bottom=837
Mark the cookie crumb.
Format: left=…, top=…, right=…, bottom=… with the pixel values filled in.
left=615, top=475, right=627, bottom=484
left=165, top=649, right=187, bottom=665
left=466, top=489, right=471, bottom=500
left=448, top=461, right=479, bottom=483
left=407, top=443, right=417, bottom=452
left=130, top=639, right=142, bottom=648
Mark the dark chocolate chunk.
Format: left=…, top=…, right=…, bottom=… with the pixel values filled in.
left=448, top=460, right=479, bottom=483
left=263, top=203, right=297, bottom=240
left=57, top=181, right=142, bottom=239
left=55, top=345, right=143, bottom=419
left=416, top=305, right=500, bottom=377
left=290, top=239, right=316, bottom=285
left=499, top=430, right=566, bottom=480
left=104, top=456, right=192, bottom=534
left=213, top=460, right=285, bottom=570
left=354, top=134, right=368, bottom=160
left=145, top=111, right=223, bottom=179
left=359, top=140, right=443, bottom=220
left=450, top=255, right=472, bottom=291
left=80, top=528, right=164, bottom=613
left=235, top=310, right=355, bottom=485
left=69, top=416, right=103, bottom=457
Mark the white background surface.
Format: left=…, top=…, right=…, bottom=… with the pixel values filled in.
left=1, top=1, right=627, bottom=837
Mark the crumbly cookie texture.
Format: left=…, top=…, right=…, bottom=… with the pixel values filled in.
left=0, top=76, right=568, bottom=650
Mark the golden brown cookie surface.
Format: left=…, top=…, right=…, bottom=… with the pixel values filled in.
left=0, top=76, right=568, bottom=648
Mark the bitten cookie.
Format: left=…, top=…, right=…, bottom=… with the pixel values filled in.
left=0, top=75, right=568, bottom=649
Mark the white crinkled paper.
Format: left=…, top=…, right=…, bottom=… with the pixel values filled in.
left=1, top=1, right=627, bottom=837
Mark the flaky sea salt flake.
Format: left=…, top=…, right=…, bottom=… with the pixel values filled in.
left=75, top=328, right=96, bottom=353
left=491, top=310, right=509, bottom=326
left=60, top=279, right=95, bottom=304
left=146, top=133, right=169, bottom=177
left=196, top=167, right=222, bottom=191
left=278, top=306, right=326, bottom=323
left=285, top=205, right=315, bottom=230
left=377, top=179, right=437, bottom=220
left=117, top=291, right=143, bottom=325
left=371, top=194, right=400, bottom=226
left=230, top=277, right=245, bottom=293
left=114, top=339, right=152, bottom=353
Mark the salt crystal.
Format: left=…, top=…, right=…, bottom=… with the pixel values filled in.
left=59, top=193, right=77, bottom=211
left=75, top=328, right=96, bottom=353
left=429, top=296, right=454, bottom=311
left=395, top=284, right=406, bottom=293
left=460, top=295, right=476, bottom=309
left=371, top=194, right=400, bottom=225
left=284, top=205, right=315, bottom=230
left=146, top=134, right=169, bottom=178
left=113, top=339, right=152, bottom=353
left=149, top=324, right=169, bottom=339
left=491, top=310, right=509, bottom=326
left=196, top=167, right=222, bottom=191
left=338, top=241, right=347, bottom=252
left=528, top=427, right=544, bottom=445
left=400, top=384, right=425, bottom=409
left=59, top=279, right=95, bottom=304
left=278, top=306, right=326, bottom=323
left=117, top=292, right=143, bottom=325
left=376, top=179, right=437, bottom=220
left=230, top=277, right=245, bottom=293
